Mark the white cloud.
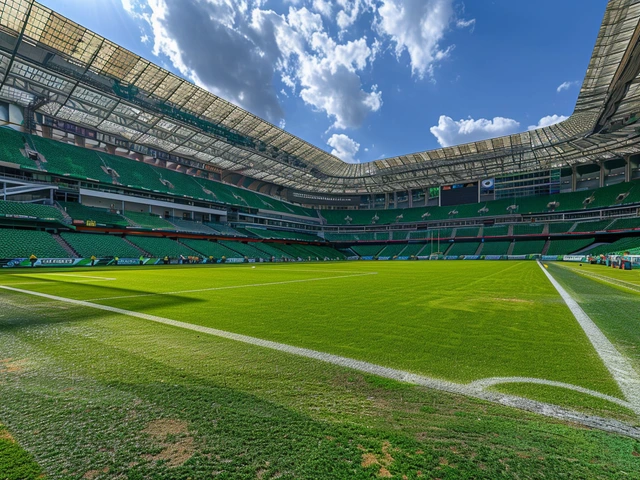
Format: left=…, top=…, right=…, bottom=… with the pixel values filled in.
left=376, top=0, right=455, bottom=78
left=429, top=115, right=521, bottom=147
left=557, top=81, right=579, bottom=93
left=327, top=133, right=360, bottom=163
left=312, top=0, right=332, bottom=18
left=456, top=18, right=475, bottom=29
left=528, top=114, right=569, bottom=131
left=140, top=34, right=150, bottom=44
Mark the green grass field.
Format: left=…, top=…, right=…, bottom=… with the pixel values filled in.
left=1, top=261, right=639, bottom=478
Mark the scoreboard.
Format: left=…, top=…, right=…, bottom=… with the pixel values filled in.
left=440, top=182, right=479, bottom=206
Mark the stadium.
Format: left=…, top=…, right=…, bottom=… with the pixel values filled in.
left=0, top=0, right=639, bottom=477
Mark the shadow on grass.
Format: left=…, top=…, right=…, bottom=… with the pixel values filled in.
left=0, top=280, right=207, bottom=330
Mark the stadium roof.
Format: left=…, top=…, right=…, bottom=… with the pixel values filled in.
left=1, top=0, right=640, bottom=194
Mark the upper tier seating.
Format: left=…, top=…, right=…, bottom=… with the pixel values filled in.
left=167, top=218, right=219, bottom=234
left=512, top=224, right=545, bottom=235
left=548, top=222, right=577, bottom=234
left=0, top=229, right=69, bottom=259
left=0, top=128, right=36, bottom=168
left=0, top=201, right=66, bottom=222
left=605, top=217, right=640, bottom=231
left=123, top=211, right=175, bottom=230
left=31, top=136, right=114, bottom=184
left=455, top=227, right=481, bottom=238
left=571, top=219, right=615, bottom=233
left=245, top=227, right=321, bottom=242
left=61, top=232, right=142, bottom=258
left=59, top=202, right=129, bottom=227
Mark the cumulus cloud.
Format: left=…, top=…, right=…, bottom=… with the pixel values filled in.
left=125, top=0, right=382, bottom=129
left=429, top=115, right=521, bottom=147
left=528, top=114, right=569, bottom=131
left=327, top=133, right=361, bottom=163
left=376, top=0, right=455, bottom=78
left=557, top=81, right=579, bottom=93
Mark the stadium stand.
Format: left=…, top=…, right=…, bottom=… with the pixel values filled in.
left=0, top=201, right=66, bottom=222
left=582, top=237, right=640, bottom=255
left=31, top=136, right=114, bottom=184
left=0, top=127, right=36, bottom=168
left=455, top=227, right=481, bottom=238
left=446, top=242, right=480, bottom=256
left=511, top=240, right=546, bottom=255
left=546, top=238, right=595, bottom=256
left=0, top=229, right=69, bottom=259
left=482, top=226, right=510, bottom=237
left=126, top=236, right=198, bottom=258
left=59, top=202, right=129, bottom=227
left=605, top=217, right=640, bottom=231
left=167, top=218, right=219, bottom=234
left=513, top=224, right=546, bottom=235
left=481, top=241, right=512, bottom=256
left=401, top=244, right=428, bottom=256
left=571, top=219, right=614, bottom=233
left=181, top=239, right=244, bottom=258
left=61, top=232, right=142, bottom=258
left=350, top=245, right=385, bottom=257
left=206, top=223, right=247, bottom=237
left=219, top=241, right=268, bottom=259
left=123, top=211, right=175, bottom=230
left=548, top=222, right=577, bottom=234
left=377, top=244, right=407, bottom=257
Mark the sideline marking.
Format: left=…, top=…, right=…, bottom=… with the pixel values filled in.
left=1, top=284, right=639, bottom=438
left=557, top=265, right=640, bottom=294
left=84, top=272, right=378, bottom=301
left=539, top=261, right=640, bottom=414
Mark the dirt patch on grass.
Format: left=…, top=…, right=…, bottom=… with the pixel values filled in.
left=0, top=429, right=15, bottom=442
left=142, top=419, right=195, bottom=467
left=361, top=441, right=396, bottom=477
left=0, top=358, right=27, bottom=373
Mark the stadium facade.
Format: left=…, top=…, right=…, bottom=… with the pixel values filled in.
left=0, top=0, right=639, bottom=264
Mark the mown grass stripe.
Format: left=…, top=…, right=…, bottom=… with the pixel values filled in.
left=2, top=284, right=639, bottom=439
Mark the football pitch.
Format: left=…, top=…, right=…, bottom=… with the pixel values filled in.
left=1, top=261, right=640, bottom=478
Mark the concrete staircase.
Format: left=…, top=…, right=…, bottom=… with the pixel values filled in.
left=51, top=233, right=78, bottom=258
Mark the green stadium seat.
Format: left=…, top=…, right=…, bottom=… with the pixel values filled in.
left=0, top=229, right=70, bottom=258
left=61, top=232, right=142, bottom=258
left=0, top=201, right=66, bottom=222
left=546, top=238, right=595, bottom=256
left=0, top=128, right=36, bottom=168
left=126, top=236, right=198, bottom=258
left=123, top=211, right=175, bottom=230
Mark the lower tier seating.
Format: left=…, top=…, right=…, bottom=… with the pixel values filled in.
left=126, top=236, right=198, bottom=258
left=546, top=238, right=595, bottom=256
left=0, top=229, right=69, bottom=259
left=61, top=232, right=142, bottom=258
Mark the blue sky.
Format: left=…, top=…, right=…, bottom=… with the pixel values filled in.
left=39, top=0, right=607, bottom=163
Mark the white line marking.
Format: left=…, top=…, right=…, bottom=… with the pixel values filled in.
left=558, top=265, right=640, bottom=294
left=2, top=284, right=639, bottom=438
left=37, top=273, right=117, bottom=280
left=84, top=272, right=378, bottom=301
left=538, top=261, right=640, bottom=414
left=468, top=377, right=630, bottom=408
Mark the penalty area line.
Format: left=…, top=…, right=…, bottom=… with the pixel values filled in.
left=1, top=284, right=639, bottom=438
